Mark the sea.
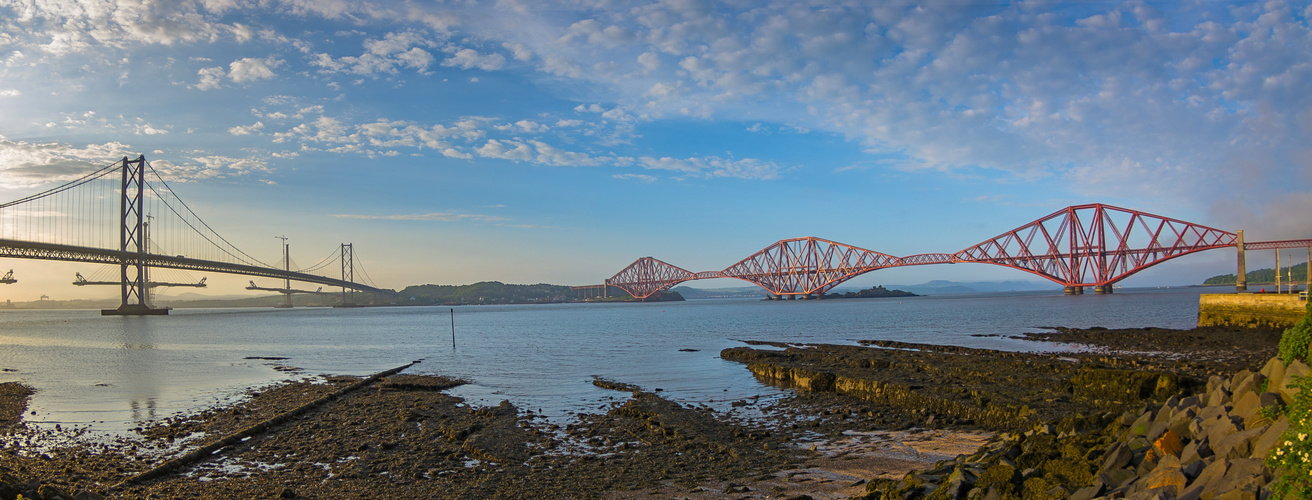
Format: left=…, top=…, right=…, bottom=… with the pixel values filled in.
left=0, top=287, right=1217, bottom=436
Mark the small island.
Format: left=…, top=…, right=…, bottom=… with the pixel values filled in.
left=823, top=285, right=918, bottom=299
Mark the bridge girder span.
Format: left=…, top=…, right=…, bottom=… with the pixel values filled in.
left=601, top=204, right=1258, bottom=299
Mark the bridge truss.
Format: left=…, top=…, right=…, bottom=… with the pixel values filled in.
left=593, top=203, right=1300, bottom=300
left=0, top=155, right=389, bottom=314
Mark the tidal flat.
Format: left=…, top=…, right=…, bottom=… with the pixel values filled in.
left=0, top=324, right=1280, bottom=499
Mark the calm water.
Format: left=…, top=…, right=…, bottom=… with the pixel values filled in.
left=0, top=287, right=1215, bottom=434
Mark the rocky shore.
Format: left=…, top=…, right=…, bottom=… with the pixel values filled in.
left=0, top=323, right=1291, bottom=499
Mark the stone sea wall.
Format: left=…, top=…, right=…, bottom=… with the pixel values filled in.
left=863, top=356, right=1306, bottom=500
left=1199, top=294, right=1306, bottom=330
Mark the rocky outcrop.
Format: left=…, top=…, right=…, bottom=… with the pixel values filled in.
left=863, top=357, right=1301, bottom=500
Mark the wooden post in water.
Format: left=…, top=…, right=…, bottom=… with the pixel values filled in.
left=450, top=308, right=456, bottom=349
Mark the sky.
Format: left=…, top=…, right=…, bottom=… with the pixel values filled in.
left=0, top=0, right=1310, bottom=300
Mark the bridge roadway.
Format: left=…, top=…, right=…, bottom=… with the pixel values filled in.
left=0, top=238, right=390, bottom=295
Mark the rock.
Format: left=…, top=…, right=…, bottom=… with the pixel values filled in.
left=1180, top=438, right=1211, bottom=465
left=1212, top=426, right=1265, bottom=459
left=1205, top=417, right=1239, bottom=447
left=1189, top=457, right=1229, bottom=494
left=1142, top=456, right=1187, bottom=495
left=1259, top=357, right=1284, bottom=380
left=1102, top=442, right=1133, bottom=471
left=1258, top=391, right=1285, bottom=414
left=1230, top=370, right=1261, bottom=399
left=1283, top=360, right=1310, bottom=402
left=1214, top=488, right=1258, bottom=500
left=1098, top=467, right=1139, bottom=489
left=1210, top=458, right=1267, bottom=497
left=1150, top=429, right=1183, bottom=459
left=1070, top=483, right=1103, bottom=500
left=1181, top=459, right=1206, bottom=479
left=1128, top=411, right=1154, bottom=437
left=1178, top=395, right=1201, bottom=411
left=1230, top=391, right=1260, bottom=422
left=38, top=485, right=74, bottom=500
left=73, top=492, right=106, bottom=500
left=1207, top=384, right=1232, bottom=407
left=1167, top=408, right=1196, bottom=440
left=1251, top=415, right=1289, bottom=457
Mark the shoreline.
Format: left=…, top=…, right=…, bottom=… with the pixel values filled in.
left=0, top=323, right=1284, bottom=498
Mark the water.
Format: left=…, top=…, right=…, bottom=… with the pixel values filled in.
left=0, top=287, right=1213, bottom=435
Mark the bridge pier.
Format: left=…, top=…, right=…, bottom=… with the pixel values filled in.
left=1236, top=230, right=1247, bottom=291
left=1064, top=286, right=1084, bottom=295
left=1093, top=285, right=1114, bottom=294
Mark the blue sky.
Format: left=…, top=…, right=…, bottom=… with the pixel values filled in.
left=1, top=0, right=1310, bottom=300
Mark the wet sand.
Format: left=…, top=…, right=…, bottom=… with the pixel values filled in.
left=0, top=324, right=1280, bottom=499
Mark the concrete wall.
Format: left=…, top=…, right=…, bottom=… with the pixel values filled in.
left=1198, top=293, right=1307, bottom=329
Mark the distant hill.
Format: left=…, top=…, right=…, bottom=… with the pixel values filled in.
left=1203, top=262, right=1307, bottom=285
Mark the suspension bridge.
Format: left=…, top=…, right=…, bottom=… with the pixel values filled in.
left=0, top=155, right=390, bottom=315
left=580, top=204, right=1312, bottom=300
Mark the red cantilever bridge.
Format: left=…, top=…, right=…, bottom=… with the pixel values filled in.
left=585, top=204, right=1312, bottom=300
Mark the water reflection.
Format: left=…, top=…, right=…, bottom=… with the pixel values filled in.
left=112, top=317, right=159, bottom=424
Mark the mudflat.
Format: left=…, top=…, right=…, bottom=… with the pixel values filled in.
left=0, top=324, right=1280, bottom=499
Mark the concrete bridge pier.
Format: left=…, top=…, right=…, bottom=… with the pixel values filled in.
left=1064, top=286, right=1085, bottom=295
left=1236, top=230, right=1247, bottom=291
left=1093, top=285, right=1114, bottom=294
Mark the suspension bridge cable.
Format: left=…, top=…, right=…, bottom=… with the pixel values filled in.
left=297, top=249, right=340, bottom=273
left=141, top=161, right=272, bottom=268
left=0, top=160, right=120, bottom=210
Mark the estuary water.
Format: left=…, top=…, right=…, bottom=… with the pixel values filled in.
left=0, top=287, right=1215, bottom=435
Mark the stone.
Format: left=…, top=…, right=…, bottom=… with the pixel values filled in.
left=1213, top=426, right=1265, bottom=459
left=1189, top=457, right=1229, bottom=494
left=38, top=485, right=74, bottom=500
left=1098, top=467, right=1138, bottom=489
left=1151, top=429, right=1184, bottom=459
left=1252, top=415, right=1289, bottom=457
left=1178, top=395, right=1201, bottom=411
left=1206, top=417, right=1239, bottom=447
left=1101, top=442, right=1133, bottom=472
left=1232, top=370, right=1263, bottom=399
left=1142, top=467, right=1187, bottom=497
left=1210, top=458, right=1267, bottom=497
left=1230, top=391, right=1260, bottom=422
left=1070, top=484, right=1103, bottom=500
left=1214, top=488, right=1258, bottom=500
left=73, top=492, right=106, bottom=500
left=1258, top=391, right=1285, bottom=413
left=1283, top=360, right=1310, bottom=402
left=1197, top=404, right=1228, bottom=422
left=1207, top=384, right=1232, bottom=407
left=1259, top=357, right=1284, bottom=380
left=1207, top=375, right=1226, bottom=395
left=1128, top=411, right=1154, bottom=438
left=1180, top=439, right=1208, bottom=465
left=1168, top=407, right=1197, bottom=439
left=1181, top=459, right=1206, bottom=479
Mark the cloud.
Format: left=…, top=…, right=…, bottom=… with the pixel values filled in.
left=331, top=211, right=508, bottom=223
left=311, top=31, right=437, bottom=76
left=637, top=156, right=783, bottom=180
left=0, top=89, right=19, bottom=97
left=613, top=173, right=657, bottom=183
left=442, top=48, right=505, bottom=71
left=228, top=121, right=265, bottom=135
left=0, top=139, right=135, bottom=188
left=194, top=56, right=281, bottom=89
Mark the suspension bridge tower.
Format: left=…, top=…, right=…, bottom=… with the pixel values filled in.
left=103, top=155, right=167, bottom=316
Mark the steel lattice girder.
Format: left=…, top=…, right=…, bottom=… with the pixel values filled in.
left=951, top=203, right=1237, bottom=286
left=720, top=237, right=899, bottom=295
left=0, top=239, right=391, bottom=294
left=605, top=257, right=695, bottom=299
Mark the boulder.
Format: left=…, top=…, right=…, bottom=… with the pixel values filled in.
left=1187, top=457, right=1229, bottom=495
left=1251, top=415, right=1289, bottom=457
left=1142, top=466, right=1187, bottom=498
left=1282, top=360, right=1310, bottom=403
left=1150, top=429, right=1183, bottom=460
left=1180, top=437, right=1212, bottom=466
left=1209, top=458, right=1267, bottom=497
left=1101, top=442, right=1133, bottom=472
left=1213, top=426, right=1266, bottom=459
left=1230, top=391, right=1260, bottom=422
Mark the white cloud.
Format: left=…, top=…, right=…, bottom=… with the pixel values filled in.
left=331, top=211, right=508, bottom=223
left=228, top=121, right=265, bottom=136
left=637, top=156, right=782, bottom=180
left=0, top=89, right=19, bottom=97
left=311, top=31, right=437, bottom=76
left=228, top=57, right=281, bottom=83
left=442, top=48, right=505, bottom=71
